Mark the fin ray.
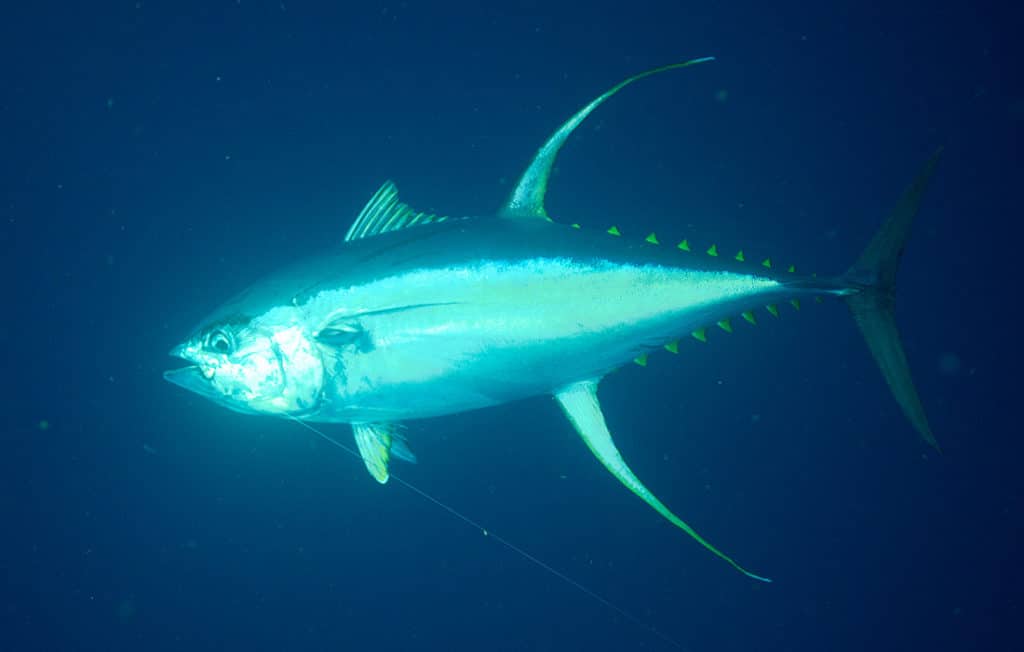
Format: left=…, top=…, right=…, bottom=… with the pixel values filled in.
left=352, top=423, right=416, bottom=483
left=345, top=181, right=449, bottom=242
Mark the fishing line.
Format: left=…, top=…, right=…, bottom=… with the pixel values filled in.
left=287, top=415, right=686, bottom=650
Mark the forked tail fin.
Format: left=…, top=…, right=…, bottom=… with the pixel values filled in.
left=843, top=148, right=943, bottom=450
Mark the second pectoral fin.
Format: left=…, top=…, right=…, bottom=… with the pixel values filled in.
left=352, top=423, right=417, bottom=484
left=554, top=379, right=770, bottom=582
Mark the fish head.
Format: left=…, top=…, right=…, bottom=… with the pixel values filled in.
left=164, top=307, right=325, bottom=417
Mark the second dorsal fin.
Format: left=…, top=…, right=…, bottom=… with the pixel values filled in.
left=500, top=57, right=714, bottom=221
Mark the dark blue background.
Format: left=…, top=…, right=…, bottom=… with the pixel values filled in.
left=2, top=1, right=1020, bottom=650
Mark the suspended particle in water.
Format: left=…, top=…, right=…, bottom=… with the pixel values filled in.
left=938, top=352, right=962, bottom=376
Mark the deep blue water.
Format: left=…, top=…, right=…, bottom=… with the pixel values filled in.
left=2, top=2, right=1020, bottom=650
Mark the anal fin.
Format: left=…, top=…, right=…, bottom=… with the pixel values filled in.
left=352, top=423, right=416, bottom=484
left=554, top=379, right=770, bottom=582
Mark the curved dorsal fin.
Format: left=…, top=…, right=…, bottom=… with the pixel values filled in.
left=345, top=181, right=448, bottom=242
left=500, top=57, right=714, bottom=221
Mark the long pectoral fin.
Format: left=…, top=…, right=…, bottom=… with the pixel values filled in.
left=352, top=423, right=417, bottom=484
left=554, top=380, right=771, bottom=582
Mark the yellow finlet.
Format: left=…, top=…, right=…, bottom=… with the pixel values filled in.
left=717, top=319, right=732, bottom=333
left=734, top=250, right=745, bottom=262
left=761, top=257, right=772, bottom=269
left=766, top=304, right=780, bottom=317
left=571, top=223, right=581, bottom=229
left=814, top=296, right=823, bottom=303
left=645, top=232, right=660, bottom=244
left=633, top=353, right=648, bottom=367
left=706, top=244, right=718, bottom=257
left=787, top=264, right=795, bottom=273
left=607, top=226, right=622, bottom=236
left=790, top=299, right=801, bottom=310
left=677, top=239, right=691, bottom=252
left=742, top=310, right=757, bottom=325
left=664, top=340, right=679, bottom=354
left=691, top=328, right=707, bottom=343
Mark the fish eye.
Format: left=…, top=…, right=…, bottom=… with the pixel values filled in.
left=205, top=330, right=232, bottom=354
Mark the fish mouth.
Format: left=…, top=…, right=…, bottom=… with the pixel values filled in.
left=164, top=345, right=218, bottom=398
left=163, top=365, right=219, bottom=398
